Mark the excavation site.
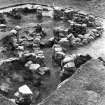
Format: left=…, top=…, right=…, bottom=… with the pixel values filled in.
left=0, top=0, right=105, bottom=105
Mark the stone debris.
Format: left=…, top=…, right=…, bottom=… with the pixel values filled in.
left=60, top=54, right=92, bottom=81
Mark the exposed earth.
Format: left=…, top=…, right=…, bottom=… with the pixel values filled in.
left=39, top=59, right=105, bottom=105
left=0, top=0, right=105, bottom=105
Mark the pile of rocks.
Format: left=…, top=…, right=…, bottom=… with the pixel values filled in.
left=22, top=49, right=50, bottom=77
left=0, top=13, right=6, bottom=24
left=52, top=45, right=92, bottom=81
left=2, top=24, right=47, bottom=56
left=51, top=7, right=103, bottom=49
left=6, top=8, right=22, bottom=19
left=40, top=20, right=103, bottom=50
left=60, top=54, right=92, bottom=81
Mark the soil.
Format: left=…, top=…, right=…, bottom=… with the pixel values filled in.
left=38, top=59, right=105, bottom=105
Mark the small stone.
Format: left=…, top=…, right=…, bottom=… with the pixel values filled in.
left=25, top=61, right=33, bottom=67
left=29, top=64, right=40, bottom=71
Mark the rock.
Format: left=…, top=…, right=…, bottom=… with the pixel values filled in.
left=12, top=73, right=24, bottom=82
left=78, top=34, right=84, bottom=39
left=36, top=10, right=42, bottom=19
left=82, top=38, right=88, bottom=44
left=59, top=70, right=70, bottom=82
left=96, top=27, right=103, bottom=31
left=38, top=67, right=50, bottom=75
left=40, top=37, right=54, bottom=48
left=0, top=24, right=6, bottom=28
left=24, top=60, right=33, bottom=67
left=36, top=55, right=45, bottom=66
left=64, top=9, right=75, bottom=20
left=9, top=29, right=17, bottom=35
left=35, top=50, right=44, bottom=55
left=29, top=64, right=40, bottom=72
left=15, top=25, right=22, bottom=31
left=15, top=85, right=33, bottom=105
left=0, top=95, right=16, bottom=105
left=18, top=85, right=33, bottom=95
left=54, top=47, right=63, bottom=52
left=53, top=8, right=64, bottom=20
left=52, top=44, right=63, bottom=52
left=63, top=61, right=75, bottom=69
left=16, top=46, right=24, bottom=50
left=60, top=61, right=76, bottom=81
left=58, top=38, right=70, bottom=49
left=34, top=37, right=41, bottom=44
left=0, top=83, right=10, bottom=93
left=74, top=54, right=92, bottom=68
left=61, top=54, right=76, bottom=67
left=88, top=35, right=94, bottom=41
left=88, top=15, right=95, bottom=22
left=52, top=51, right=65, bottom=65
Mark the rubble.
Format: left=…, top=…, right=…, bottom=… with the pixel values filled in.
left=60, top=54, right=92, bottom=81
left=6, top=8, right=21, bottom=19
left=53, top=7, right=64, bottom=20
left=17, top=85, right=33, bottom=95
left=36, top=9, right=43, bottom=20
left=0, top=13, right=6, bottom=24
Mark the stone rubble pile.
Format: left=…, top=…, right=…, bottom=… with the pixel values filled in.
left=52, top=43, right=92, bottom=81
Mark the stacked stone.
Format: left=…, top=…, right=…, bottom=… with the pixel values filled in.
left=60, top=54, right=92, bottom=82
left=52, top=44, right=65, bottom=66
left=6, top=8, right=21, bottom=19
left=23, top=48, right=50, bottom=76
left=52, top=8, right=103, bottom=49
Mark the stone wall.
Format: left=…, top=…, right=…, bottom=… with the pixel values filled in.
left=0, top=0, right=105, bottom=18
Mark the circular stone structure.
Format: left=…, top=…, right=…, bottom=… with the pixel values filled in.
left=0, top=3, right=103, bottom=105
